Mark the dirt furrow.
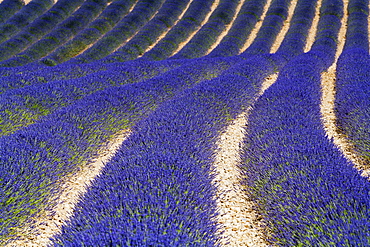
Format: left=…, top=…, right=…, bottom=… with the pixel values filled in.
left=213, top=73, right=278, bottom=247
left=304, top=0, right=322, bottom=52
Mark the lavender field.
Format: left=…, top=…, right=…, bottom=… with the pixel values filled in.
left=1, top=0, right=370, bottom=246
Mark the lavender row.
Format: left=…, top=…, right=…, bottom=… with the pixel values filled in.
left=0, top=0, right=85, bottom=62
left=171, top=0, right=241, bottom=59
left=240, top=0, right=291, bottom=56
left=240, top=0, right=370, bottom=244
left=0, top=58, right=151, bottom=93
left=0, top=0, right=24, bottom=25
left=70, top=0, right=166, bottom=64
left=0, top=62, right=108, bottom=93
left=334, top=0, right=370, bottom=164
left=0, top=56, right=188, bottom=96
left=0, top=59, right=185, bottom=136
left=140, top=0, right=215, bottom=61
left=41, top=0, right=137, bottom=66
left=0, top=57, right=239, bottom=243
left=101, top=0, right=191, bottom=63
left=0, top=0, right=54, bottom=44
left=343, top=0, right=369, bottom=51
left=241, top=55, right=370, bottom=246
left=336, top=49, right=370, bottom=167
left=0, top=0, right=109, bottom=68
left=52, top=55, right=278, bottom=246
left=206, top=0, right=268, bottom=57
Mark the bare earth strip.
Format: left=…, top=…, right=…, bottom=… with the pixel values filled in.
left=239, top=0, right=273, bottom=53
left=270, top=0, right=298, bottom=53
left=213, top=73, right=278, bottom=247
left=7, top=130, right=131, bottom=247
left=138, top=0, right=194, bottom=58
left=204, top=0, right=247, bottom=55
left=170, top=0, right=220, bottom=56
left=320, top=0, right=369, bottom=176
left=304, top=0, right=322, bottom=52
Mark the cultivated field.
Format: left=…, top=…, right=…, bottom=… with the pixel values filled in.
left=1, top=0, right=370, bottom=246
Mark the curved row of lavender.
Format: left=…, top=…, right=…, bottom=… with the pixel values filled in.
left=336, top=0, right=370, bottom=169
left=242, top=0, right=370, bottom=245
left=1, top=0, right=370, bottom=245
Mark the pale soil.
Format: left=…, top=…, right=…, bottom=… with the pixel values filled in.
left=320, top=0, right=369, bottom=177
left=213, top=73, right=278, bottom=247
left=6, top=130, right=131, bottom=247
left=171, top=0, right=220, bottom=56
left=270, top=0, right=298, bottom=53
left=304, top=0, right=322, bottom=52
left=240, top=0, right=273, bottom=53
left=204, top=0, right=246, bottom=55
left=138, top=0, right=194, bottom=58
